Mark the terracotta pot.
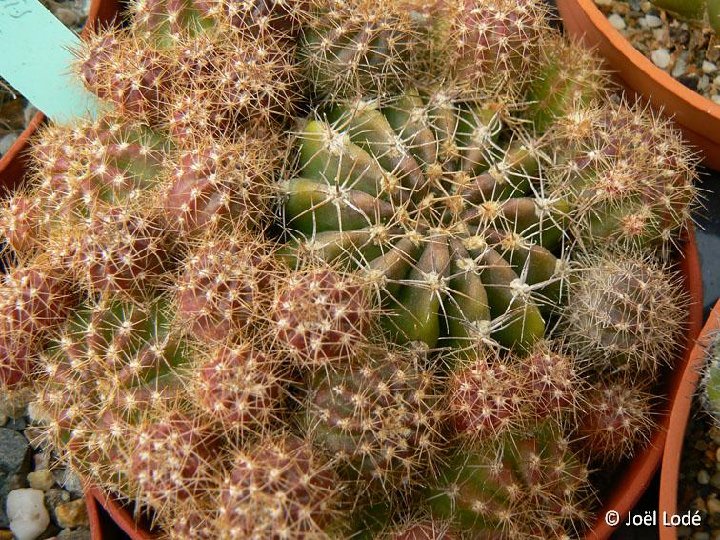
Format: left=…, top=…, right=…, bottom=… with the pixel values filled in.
left=556, top=0, right=720, bottom=170
left=0, top=0, right=122, bottom=193
left=658, top=299, right=720, bottom=539
left=86, top=486, right=158, bottom=540
left=81, top=230, right=704, bottom=540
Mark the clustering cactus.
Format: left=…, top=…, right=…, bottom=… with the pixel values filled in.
left=0, top=0, right=700, bottom=538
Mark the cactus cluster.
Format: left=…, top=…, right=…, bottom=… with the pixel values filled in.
left=0, top=0, right=699, bottom=538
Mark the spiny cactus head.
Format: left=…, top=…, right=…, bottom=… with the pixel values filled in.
left=574, top=376, right=656, bottom=464
left=281, top=88, right=578, bottom=351
left=192, top=0, right=310, bottom=38
left=271, top=263, right=376, bottom=370
left=703, top=332, right=720, bottom=428
left=0, top=192, right=44, bottom=260
left=426, top=425, right=595, bottom=538
left=186, top=340, right=287, bottom=437
left=0, top=262, right=77, bottom=389
left=31, top=113, right=167, bottom=220
left=127, top=407, right=222, bottom=510
left=523, top=340, right=583, bottom=424
left=52, top=206, right=174, bottom=299
left=549, top=102, right=698, bottom=254
left=159, top=133, right=280, bottom=235
left=560, top=250, right=687, bottom=376
left=77, top=28, right=170, bottom=122
left=523, top=32, right=609, bottom=133
left=215, top=432, right=345, bottom=539
left=166, top=30, right=300, bottom=135
left=174, top=233, right=278, bottom=342
left=447, top=347, right=529, bottom=442
left=301, top=343, right=442, bottom=500
left=298, top=0, right=421, bottom=100
left=379, top=515, right=459, bottom=539
left=429, top=0, right=551, bottom=96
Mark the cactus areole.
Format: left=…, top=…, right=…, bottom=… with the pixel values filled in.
left=282, top=91, right=570, bottom=351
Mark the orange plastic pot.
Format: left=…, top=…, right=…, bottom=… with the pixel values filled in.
left=0, top=0, right=122, bottom=193
left=556, top=0, right=720, bottom=170
left=658, top=299, right=720, bottom=539
left=81, top=231, right=704, bottom=540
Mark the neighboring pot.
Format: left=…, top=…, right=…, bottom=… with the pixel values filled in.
left=556, top=0, right=720, bottom=170
left=658, top=299, right=720, bottom=540
left=0, top=0, right=122, bottom=192
left=83, top=232, right=704, bottom=540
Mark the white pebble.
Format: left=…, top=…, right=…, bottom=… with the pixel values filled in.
left=699, top=75, right=710, bottom=91
left=651, top=49, right=671, bottom=69
left=644, top=14, right=663, bottom=28
left=596, top=0, right=613, bottom=5
left=609, top=14, right=626, bottom=31
left=711, top=95, right=720, bottom=105
left=713, top=75, right=720, bottom=86
left=6, top=489, right=50, bottom=540
left=703, top=61, right=718, bottom=74
left=672, top=57, right=688, bottom=77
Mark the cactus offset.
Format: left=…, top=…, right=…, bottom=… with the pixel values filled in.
left=215, top=432, right=345, bottom=539
left=575, top=376, right=657, bottom=464
left=426, top=425, right=595, bottom=538
left=174, top=233, right=277, bottom=342
left=300, top=344, right=441, bottom=500
left=560, top=250, right=687, bottom=376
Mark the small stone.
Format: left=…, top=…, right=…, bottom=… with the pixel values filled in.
left=52, top=471, right=82, bottom=498
left=32, top=452, right=50, bottom=472
left=704, top=62, right=719, bottom=74
left=714, top=75, right=720, bottom=86
left=711, top=95, right=720, bottom=105
left=699, top=76, right=711, bottom=91
left=44, top=490, right=71, bottom=527
left=0, top=391, right=32, bottom=421
left=708, top=497, right=720, bottom=515
left=608, top=13, right=626, bottom=31
left=6, top=489, right=50, bottom=540
left=679, top=73, right=700, bottom=91
left=694, top=533, right=711, bottom=540
left=0, top=134, right=18, bottom=157
left=596, top=0, right=612, bottom=5
left=54, top=500, right=88, bottom=530
left=643, top=14, right=663, bottom=28
left=57, top=528, right=91, bottom=540
left=4, top=417, right=27, bottom=431
left=52, top=7, right=80, bottom=27
left=673, top=56, right=688, bottom=78
left=0, top=429, right=32, bottom=528
left=651, top=49, right=671, bottom=69
left=27, top=471, right=54, bottom=492
left=0, top=416, right=6, bottom=428
left=699, top=469, right=711, bottom=484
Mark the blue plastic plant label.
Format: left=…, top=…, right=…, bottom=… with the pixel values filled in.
left=0, top=0, right=104, bottom=124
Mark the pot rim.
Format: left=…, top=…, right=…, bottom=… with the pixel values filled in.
left=658, top=299, right=720, bottom=540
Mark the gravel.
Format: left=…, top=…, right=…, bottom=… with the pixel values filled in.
left=0, top=393, right=90, bottom=539
left=594, top=0, right=720, bottom=104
